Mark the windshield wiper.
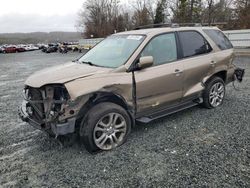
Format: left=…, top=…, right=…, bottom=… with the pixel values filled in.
left=73, top=59, right=107, bottom=68
left=81, top=61, right=95, bottom=66
left=80, top=61, right=108, bottom=68
left=73, top=59, right=94, bottom=66
left=72, top=59, right=79, bottom=62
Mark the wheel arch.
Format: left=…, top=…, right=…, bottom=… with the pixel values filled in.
left=75, top=92, right=135, bottom=128
left=203, top=70, right=227, bottom=85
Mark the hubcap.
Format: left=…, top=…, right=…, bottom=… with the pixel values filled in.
left=93, top=113, right=127, bottom=150
left=209, top=82, right=225, bottom=107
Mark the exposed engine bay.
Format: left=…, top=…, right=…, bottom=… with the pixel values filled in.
left=19, top=85, right=77, bottom=136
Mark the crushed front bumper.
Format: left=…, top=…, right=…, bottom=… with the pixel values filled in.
left=19, top=101, right=42, bottom=129
left=19, top=100, right=76, bottom=136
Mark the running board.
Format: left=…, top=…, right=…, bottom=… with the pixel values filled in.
left=136, top=100, right=200, bottom=123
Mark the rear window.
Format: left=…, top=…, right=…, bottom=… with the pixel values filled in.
left=178, top=31, right=212, bottom=58
left=203, top=29, right=233, bottom=50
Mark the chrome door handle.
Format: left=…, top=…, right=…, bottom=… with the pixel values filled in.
left=175, top=69, right=183, bottom=73
left=210, top=61, right=216, bottom=66
left=174, top=69, right=183, bottom=76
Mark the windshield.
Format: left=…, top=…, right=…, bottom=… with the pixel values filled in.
left=78, top=34, right=145, bottom=68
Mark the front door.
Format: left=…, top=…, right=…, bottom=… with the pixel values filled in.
left=135, top=32, right=183, bottom=117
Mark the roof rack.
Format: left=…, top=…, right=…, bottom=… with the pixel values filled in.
left=134, top=23, right=172, bottom=30
left=134, top=23, right=201, bottom=30
left=134, top=22, right=227, bottom=30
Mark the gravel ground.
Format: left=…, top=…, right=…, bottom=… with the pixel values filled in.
left=0, top=51, right=249, bottom=187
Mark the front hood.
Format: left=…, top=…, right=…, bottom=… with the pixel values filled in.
left=25, top=62, right=110, bottom=88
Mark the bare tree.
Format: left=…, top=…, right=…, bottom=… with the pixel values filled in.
left=76, top=0, right=248, bottom=38
left=233, top=0, right=250, bottom=29
left=130, top=0, right=157, bottom=27
left=76, top=0, right=123, bottom=38
left=207, top=0, right=214, bottom=25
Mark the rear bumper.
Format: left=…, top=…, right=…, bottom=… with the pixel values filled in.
left=19, top=100, right=76, bottom=136
left=226, top=65, right=245, bottom=84
left=234, top=68, right=245, bottom=82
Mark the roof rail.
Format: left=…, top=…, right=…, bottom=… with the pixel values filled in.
left=134, top=23, right=172, bottom=30
left=134, top=22, right=227, bottom=30
left=134, top=23, right=203, bottom=30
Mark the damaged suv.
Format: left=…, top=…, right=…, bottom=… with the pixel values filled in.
left=19, top=26, right=244, bottom=152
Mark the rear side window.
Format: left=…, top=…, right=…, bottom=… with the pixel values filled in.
left=178, top=31, right=212, bottom=58
left=203, top=29, right=233, bottom=50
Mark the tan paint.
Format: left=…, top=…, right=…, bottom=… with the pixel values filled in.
left=65, top=71, right=133, bottom=104
left=135, top=60, right=183, bottom=113
left=25, top=62, right=111, bottom=88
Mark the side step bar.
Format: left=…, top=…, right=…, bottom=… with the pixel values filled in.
left=136, top=99, right=202, bottom=123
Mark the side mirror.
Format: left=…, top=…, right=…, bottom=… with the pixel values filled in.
left=138, top=56, right=153, bottom=70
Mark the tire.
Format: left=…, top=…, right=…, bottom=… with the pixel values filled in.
left=79, top=102, right=131, bottom=153
left=202, top=77, right=225, bottom=109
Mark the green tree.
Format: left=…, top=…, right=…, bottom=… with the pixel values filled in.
left=189, top=0, right=203, bottom=23
left=175, top=0, right=189, bottom=23
left=154, top=0, right=167, bottom=24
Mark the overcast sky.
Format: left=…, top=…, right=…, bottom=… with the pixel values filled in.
left=0, top=0, right=84, bottom=33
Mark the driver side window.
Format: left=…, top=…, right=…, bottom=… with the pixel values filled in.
left=141, top=33, right=177, bottom=66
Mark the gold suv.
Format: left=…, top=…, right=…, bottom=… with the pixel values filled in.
left=19, top=26, right=244, bottom=152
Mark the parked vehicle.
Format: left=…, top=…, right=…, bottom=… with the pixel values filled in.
left=37, top=44, right=47, bottom=50
left=68, top=45, right=79, bottom=52
left=41, top=45, right=48, bottom=52
left=22, top=45, right=39, bottom=51
left=1, top=44, right=40, bottom=53
left=45, top=46, right=58, bottom=53
left=0, top=47, right=4, bottom=53
left=4, top=46, right=17, bottom=53
left=42, top=43, right=58, bottom=53
left=16, top=46, right=26, bottom=52
left=59, top=46, right=68, bottom=53
left=19, top=26, right=244, bottom=153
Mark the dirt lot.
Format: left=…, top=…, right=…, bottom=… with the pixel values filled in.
left=0, top=51, right=249, bottom=187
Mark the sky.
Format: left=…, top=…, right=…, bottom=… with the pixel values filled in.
left=0, top=0, right=84, bottom=33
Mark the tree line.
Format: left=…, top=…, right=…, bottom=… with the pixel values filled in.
left=0, top=32, right=81, bottom=44
left=77, top=0, right=250, bottom=38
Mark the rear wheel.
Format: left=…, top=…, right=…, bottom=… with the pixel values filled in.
left=79, top=102, right=131, bottom=153
left=202, top=77, right=225, bottom=109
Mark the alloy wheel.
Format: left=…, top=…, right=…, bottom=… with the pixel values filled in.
left=93, top=112, right=127, bottom=150
left=209, top=82, right=225, bottom=107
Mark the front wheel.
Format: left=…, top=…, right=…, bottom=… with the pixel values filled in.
left=79, top=102, right=131, bottom=153
left=202, top=77, right=225, bottom=109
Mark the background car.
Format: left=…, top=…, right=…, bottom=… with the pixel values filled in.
left=16, top=46, right=26, bottom=52
left=4, top=46, right=17, bottom=53
left=46, top=46, right=58, bottom=53
left=41, top=43, right=58, bottom=53
left=0, top=47, right=5, bottom=53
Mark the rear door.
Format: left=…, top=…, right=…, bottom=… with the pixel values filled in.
left=203, top=29, right=235, bottom=83
left=177, top=30, right=214, bottom=100
left=135, top=32, right=184, bottom=117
